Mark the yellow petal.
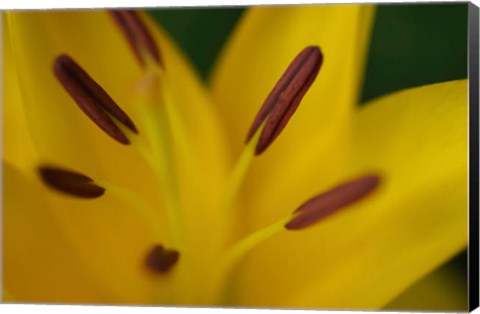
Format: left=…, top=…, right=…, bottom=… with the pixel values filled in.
left=4, top=162, right=103, bottom=303
left=5, top=156, right=194, bottom=304
left=2, top=20, right=36, bottom=174
left=210, top=4, right=375, bottom=231
left=232, top=80, right=467, bottom=309
left=3, top=163, right=161, bottom=303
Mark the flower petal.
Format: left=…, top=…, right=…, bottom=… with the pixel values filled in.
left=3, top=161, right=174, bottom=304
left=2, top=21, right=36, bottom=174
left=4, top=162, right=102, bottom=303
left=232, top=80, right=467, bottom=309
left=210, top=4, right=375, bottom=231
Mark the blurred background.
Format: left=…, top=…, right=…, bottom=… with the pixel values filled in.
left=149, top=3, right=468, bottom=311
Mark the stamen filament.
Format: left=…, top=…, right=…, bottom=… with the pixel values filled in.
left=133, top=68, right=185, bottom=246
left=218, top=128, right=260, bottom=214
left=161, top=81, right=199, bottom=180
left=223, top=218, right=289, bottom=270
left=138, top=106, right=184, bottom=243
left=214, top=128, right=262, bottom=248
left=133, top=67, right=203, bottom=304
left=211, top=175, right=379, bottom=302
left=210, top=217, right=289, bottom=303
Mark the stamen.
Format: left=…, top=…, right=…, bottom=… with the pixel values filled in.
left=246, top=46, right=323, bottom=155
left=110, top=10, right=162, bottom=67
left=38, top=166, right=105, bottom=198
left=132, top=62, right=185, bottom=246
left=209, top=217, right=288, bottom=302
left=145, top=244, right=180, bottom=273
left=53, top=54, right=138, bottom=145
left=285, top=175, right=381, bottom=230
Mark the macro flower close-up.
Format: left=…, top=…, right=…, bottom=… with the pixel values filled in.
left=2, top=3, right=469, bottom=311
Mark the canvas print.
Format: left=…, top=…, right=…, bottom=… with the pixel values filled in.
left=2, top=3, right=471, bottom=311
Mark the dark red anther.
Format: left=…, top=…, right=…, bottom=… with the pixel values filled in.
left=53, top=54, right=138, bottom=145
left=38, top=166, right=105, bottom=199
left=145, top=244, right=180, bottom=273
left=285, top=175, right=381, bottom=230
left=246, top=46, right=323, bottom=155
left=110, top=10, right=162, bottom=67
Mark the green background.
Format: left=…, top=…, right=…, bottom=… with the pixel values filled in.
left=149, top=3, right=468, bottom=308
left=149, top=3, right=468, bottom=103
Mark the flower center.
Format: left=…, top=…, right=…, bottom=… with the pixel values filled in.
left=35, top=10, right=382, bottom=305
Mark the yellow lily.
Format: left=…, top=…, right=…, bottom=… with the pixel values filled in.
left=3, top=4, right=467, bottom=310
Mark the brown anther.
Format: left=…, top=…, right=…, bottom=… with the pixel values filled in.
left=110, top=10, right=162, bottom=67
left=246, top=46, right=323, bottom=155
left=285, top=175, right=381, bottom=230
left=38, top=166, right=105, bottom=199
left=145, top=244, right=180, bottom=273
left=53, top=54, right=138, bottom=145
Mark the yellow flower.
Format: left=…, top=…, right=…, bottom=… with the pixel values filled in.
left=3, top=5, right=467, bottom=310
